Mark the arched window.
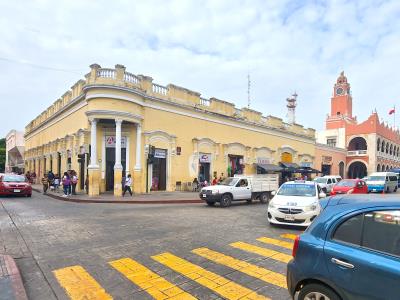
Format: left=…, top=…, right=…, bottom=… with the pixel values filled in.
left=377, top=138, right=381, bottom=152
left=386, top=165, right=389, bottom=171
left=397, top=148, right=399, bottom=157
left=386, top=143, right=389, bottom=154
left=390, top=144, right=393, bottom=155
left=382, top=164, right=385, bottom=171
left=377, top=164, right=380, bottom=172
left=394, top=146, right=397, bottom=157
left=381, top=140, right=385, bottom=152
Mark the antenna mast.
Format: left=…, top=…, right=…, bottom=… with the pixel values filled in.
left=247, top=73, right=251, bottom=108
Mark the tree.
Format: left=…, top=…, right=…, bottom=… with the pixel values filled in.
left=0, top=138, right=5, bottom=172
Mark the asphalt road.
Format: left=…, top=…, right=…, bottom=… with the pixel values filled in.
left=0, top=191, right=305, bottom=300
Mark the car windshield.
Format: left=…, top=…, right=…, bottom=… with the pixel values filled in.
left=336, top=180, right=356, bottom=187
left=314, top=178, right=326, bottom=183
left=369, top=176, right=385, bottom=181
left=277, top=184, right=316, bottom=197
left=2, top=175, right=26, bottom=182
left=220, top=177, right=239, bottom=186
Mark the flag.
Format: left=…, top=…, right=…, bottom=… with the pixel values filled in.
left=389, top=107, right=395, bottom=115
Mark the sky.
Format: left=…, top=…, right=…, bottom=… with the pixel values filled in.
left=1, top=0, right=400, bottom=137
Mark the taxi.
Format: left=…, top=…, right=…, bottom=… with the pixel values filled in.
left=267, top=180, right=326, bottom=227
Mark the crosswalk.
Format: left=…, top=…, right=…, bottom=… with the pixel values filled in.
left=52, top=233, right=298, bottom=300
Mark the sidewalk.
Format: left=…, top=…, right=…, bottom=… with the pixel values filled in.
left=0, top=255, right=28, bottom=300
left=32, top=184, right=203, bottom=204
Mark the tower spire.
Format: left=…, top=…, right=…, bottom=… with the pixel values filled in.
left=286, top=92, right=297, bottom=124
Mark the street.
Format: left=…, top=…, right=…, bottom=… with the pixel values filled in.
left=0, top=191, right=301, bottom=300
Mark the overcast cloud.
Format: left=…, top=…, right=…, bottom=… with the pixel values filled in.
left=1, top=0, right=400, bottom=137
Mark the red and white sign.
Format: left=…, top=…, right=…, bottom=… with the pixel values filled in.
left=199, top=153, right=211, bottom=163
left=105, top=136, right=127, bottom=148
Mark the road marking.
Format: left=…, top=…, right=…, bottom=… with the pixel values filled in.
left=53, top=265, right=112, bottom=300
left=109, top=258, right=196, bottom=300
left=257, top=237, right=293, bottom=250
left=152, top=252, right=269, bottom=300
left=192, top=247, right=287, bottom=289
left=280, top=234, right=297, bottom=241
left=230, top=242, right=292, bottom=263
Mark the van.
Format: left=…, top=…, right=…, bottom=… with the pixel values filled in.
left=388, top=168, right=400, bottom=187
left=313, top=175, right=342, bottom=194
left=366, top=172, right=398, bottom=193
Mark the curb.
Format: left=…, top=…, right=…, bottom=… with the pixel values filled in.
left=0, top=255, right=28, bottom=300
left=32, top=188, right=203, bottom=204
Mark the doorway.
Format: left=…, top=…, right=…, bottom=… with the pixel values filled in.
left=151, top=148, right=167, bottom=191
left=105, top=148, right=126, bottom=191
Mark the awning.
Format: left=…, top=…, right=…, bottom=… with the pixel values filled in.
left=280, top=162, right=300, bottom=170
left=255, top=163, right=283, bottom=172
left=295, top=167, right=322, bottom=174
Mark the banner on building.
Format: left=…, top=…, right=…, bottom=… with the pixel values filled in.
left=105, top=136, right=127, bottom=148
left=257, top=157, right=272, bottom=164
left=154, top=149, right=167, bottom=158
left=199, top=153, right=211, bottom=163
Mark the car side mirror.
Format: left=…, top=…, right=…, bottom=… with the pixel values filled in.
left=319, top=192, right=326, bottom=198
left=271, top=190, right=276, bottom=196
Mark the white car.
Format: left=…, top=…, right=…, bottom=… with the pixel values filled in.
left=313, top=175, right=341, bottom=194
left=267, top=181, right=326, bottom=227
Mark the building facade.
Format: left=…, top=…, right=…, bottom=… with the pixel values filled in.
left=5, top=130, right=25, bottom=173
left=317, top=72, right=400, bottom=178
left=24, top=64, right=316, bottom=196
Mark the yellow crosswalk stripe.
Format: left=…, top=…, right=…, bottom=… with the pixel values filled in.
left=230, top=242, right=292, bottom=264
left=109, top=258, right=196, bottom=300
left=53, top=265, right=113, bottom=300
left=192, top=247, right=287, bottom=289
left=280, top=234, right=297, bottom=241
left=257, top=237, right=293, bottom=250
left=152, top=252, right=269, bottom=300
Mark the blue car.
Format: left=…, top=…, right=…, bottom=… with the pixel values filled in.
left=287, top=195, right=400, bottom=300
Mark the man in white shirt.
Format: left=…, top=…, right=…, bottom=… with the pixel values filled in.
left=123, top=174, right=133, bottom=196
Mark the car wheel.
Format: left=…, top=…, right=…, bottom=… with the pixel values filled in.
left=27, top=194, right=32, bottom=197
left=395, top=186, right=398, bottom=192
left=206, top=200, right=215, bottom=206
left=386, top=186, right=390, bottom=193
left=220, top=194, right=232, bottom=207
left=298, top=283, right=340, bottom=300
left=246, top=199, right=252, bottom=204
left=259, top=192, right=269, bottom=203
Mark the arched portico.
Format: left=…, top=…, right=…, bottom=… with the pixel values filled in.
left=347, top=160, right=368, bottom=179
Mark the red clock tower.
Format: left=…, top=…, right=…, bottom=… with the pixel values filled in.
left=326, top=71, right=357, bottom=129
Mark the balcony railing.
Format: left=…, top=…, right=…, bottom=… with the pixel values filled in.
left=97, top=68, right=116, bottom=78
left=347, top=150, right=368, bottom=156
left=124, top=72, right=139, bottom=84
left=199, top=97, right=211, bottom=107
left=152, top=83, right=168, bottom=95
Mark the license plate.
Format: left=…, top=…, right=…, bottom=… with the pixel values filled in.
left=202, top=194, right=206, bottom=198
left=13, top=189, right=21, bottom=193
left=284, top=215, right=295, bottom=221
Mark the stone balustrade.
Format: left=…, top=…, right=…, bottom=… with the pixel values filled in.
left=25, top=63, right=317, bottom=140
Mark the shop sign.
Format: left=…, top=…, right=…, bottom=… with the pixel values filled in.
left=199, top=153, right=211, bottom=163
left=257, top=157, right=272, bottom=164
left=105, top=136, right=127, bottom=148
left=322, top=156, right=332, bottom=165
left=300, top=162, right=312, bottom=167
left=154, top=149, right=167, bottom=158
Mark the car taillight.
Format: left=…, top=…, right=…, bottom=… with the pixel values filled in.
left=292, top=235, right=300, bottom=257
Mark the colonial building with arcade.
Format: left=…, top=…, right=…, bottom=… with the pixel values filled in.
left=317, top=72, right=400, bottom=178
left=24, top=64, right=316, bottom=197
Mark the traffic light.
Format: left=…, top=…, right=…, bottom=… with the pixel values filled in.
left=77, top=154, right=85, bottom=164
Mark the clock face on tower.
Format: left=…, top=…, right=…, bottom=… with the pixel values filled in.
left=336, top=87, right=344, bottom=95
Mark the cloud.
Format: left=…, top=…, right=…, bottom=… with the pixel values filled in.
left=0, top=0, right=399, bottom=138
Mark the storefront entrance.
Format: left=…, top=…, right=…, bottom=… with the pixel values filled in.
left=228, top=155, right=244, bottom=176
left=321, top=164, right=331, bottom=176
left=105, top=148, right=126, bottom=191
left=199, top=153, right=211, bottom=183
left=151, top=148, right=167, bottom=191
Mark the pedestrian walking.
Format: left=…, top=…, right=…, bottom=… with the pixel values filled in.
left=123, top=174, right=133, bottom=196
left=71, top=170, right=78, bottom=195
left=41, top=174, right=49, bottom=194
left=62, top=172, right=71, bottom=197
left=53, top=174, right=60, bottom=193
left=212, top=176, right=218, bottom=185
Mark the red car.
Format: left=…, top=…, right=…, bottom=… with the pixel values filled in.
left=330, top=179, right=368, bottom=195
left=0, top=174, right=32, bottom=197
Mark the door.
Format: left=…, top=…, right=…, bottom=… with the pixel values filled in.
left=234, top=179, right=251, bottom=200
left=324, top=210, right=400, bottom=299
left=106, top=148, right=126, bottom=191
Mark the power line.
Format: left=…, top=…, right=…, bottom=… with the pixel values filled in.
left=0, top=57, right=83, bottom=74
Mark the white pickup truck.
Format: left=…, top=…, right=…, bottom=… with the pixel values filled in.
left=199, top=174, right=279, bottom=207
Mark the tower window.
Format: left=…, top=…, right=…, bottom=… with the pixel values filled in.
left=327, top=138, right=337, bottom=147
left=337, top=112, right=340, bottom=115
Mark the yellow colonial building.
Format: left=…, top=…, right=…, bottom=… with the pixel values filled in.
left=24, top=64, right=316, bottom=197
